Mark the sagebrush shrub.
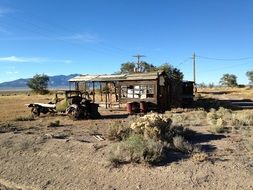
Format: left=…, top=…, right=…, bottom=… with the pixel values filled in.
left=108, top=113, right=197, bottom=166
left=107, top=121, right=131, bottom=141
left=130, top=113, right=172, bottom=140
left=173, top=136, right=193, bottom=153
left=108, top=134, right=164, bottom=164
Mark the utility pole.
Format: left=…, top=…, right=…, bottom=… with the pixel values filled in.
left=192, top=52, right=196, bottom=83
left=133, top=54, right=145, bottom=72
left=192, top=52, right=197, bottom=93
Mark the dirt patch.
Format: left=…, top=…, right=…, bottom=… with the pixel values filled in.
left=0, top=92, right=252, bottom=189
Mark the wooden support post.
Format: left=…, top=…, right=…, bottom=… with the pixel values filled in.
left=100, top=83, right=103, bottom=101
left=92, top=82, right=95, bottom=103
left=75, top=82, right=79, bottom=91
left=114, top=82, right=119, bottom=108
left=109, top=83, right=112, bottom=108
left=105, top=82, right=108, bottom=109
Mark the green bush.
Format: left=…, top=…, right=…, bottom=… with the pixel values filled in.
left=107, top=121, right=131, bottom=141
left=130, top=113, right=172, bottom=141
left=108, top=113, right=197, bottom=166
left=108, top=134, right=164, bottom=165
left=209, top=118, right=227, bottom=133
left=173, top=136, right=194, bottom=153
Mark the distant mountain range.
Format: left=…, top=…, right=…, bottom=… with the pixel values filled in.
left=0, top=74, right=79, bottom=90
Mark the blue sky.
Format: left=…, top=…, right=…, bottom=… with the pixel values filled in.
left=0, top=0, right=252, bottom=84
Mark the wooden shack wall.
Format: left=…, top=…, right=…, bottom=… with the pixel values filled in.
left=156, top=75, right=170, bottom=111
left=118, top=75, right=171, bottom=111
left=169, top=80, right=183, bottom=108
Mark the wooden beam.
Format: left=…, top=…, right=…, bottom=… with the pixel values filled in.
left=92, top=82, right=95, bottom=103
left=105, top=82, right=108, bottom=109
left=100, top=83, right=103, bottom=101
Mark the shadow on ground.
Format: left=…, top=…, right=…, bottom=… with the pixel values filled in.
left=191, top=97, right=253, bottom=110
left=101, top=114, right=129, bottom=120
left=155, top=132, right=226, bottom=166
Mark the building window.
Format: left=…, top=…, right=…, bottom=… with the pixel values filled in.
left=121, top=84, right=155, bottom=99
left=121, top=86, right=128, bottom=98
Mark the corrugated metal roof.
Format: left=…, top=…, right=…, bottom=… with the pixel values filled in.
left=68, top=74, right=126, bottom=82
left=124, top=72, right=159, bottom=81
left=68, top=71, right=164, bottom=82
left=68, top=75, right=98, bottom=82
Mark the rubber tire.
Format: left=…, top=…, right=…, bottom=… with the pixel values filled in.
left=68, top=107, right=80, bottom=120
left=31, top=106, right=40, bottom=117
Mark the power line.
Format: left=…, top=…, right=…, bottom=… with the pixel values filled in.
left=201, top=62, right=252, bottom=73
left=196, top=55, right=253, bottom=61
left=175, top=57, right=191, bottom=67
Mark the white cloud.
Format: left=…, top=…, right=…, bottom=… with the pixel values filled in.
left=62, top=59, right=72, bottom=64
left=6, top=71, right=19, bottom=75
left=0, top=56, right=73, bottom=64
left=0, top=56, right=28, bottom=62
left=58, top=33, right=100, bottom=43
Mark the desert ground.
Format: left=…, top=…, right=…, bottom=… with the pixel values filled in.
left=0, top=88, right=253, bottom=190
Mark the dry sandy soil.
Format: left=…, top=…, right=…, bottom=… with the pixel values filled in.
left=0, top=88, right=252, bottom=190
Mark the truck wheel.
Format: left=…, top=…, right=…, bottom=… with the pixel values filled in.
left=31, top=106, right=40, bottom=116
left=67, top=107, right=80, bottom=120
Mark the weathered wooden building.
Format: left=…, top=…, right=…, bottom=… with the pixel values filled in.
left=68, top=71, right=193, bottom=112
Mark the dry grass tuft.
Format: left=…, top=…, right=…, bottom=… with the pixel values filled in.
left=209, top=118, right=227, bottom=133
left=234, top=110, right=253, bottom=126
left=15, top=115, right=35, bottom=121
left=192, top=152, right=208, bottom=162
left=165, top=109, right=207, bottom=127
left=108, top=134, right=164, bottom=165
left=107, top=121, right=131, bottom=141
left=0, top=122, right=22, bottom=133
left=52, top=131, right=71, bottom=139
left=48, top=120, right=61, bottom=128
left=19, top=139, right=34, bottom=150
left=172, top=136, right=194, bottom=153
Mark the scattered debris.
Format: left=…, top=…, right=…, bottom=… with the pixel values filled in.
left=93, top=134, right=105, bottom=141
left=52, top=132, right=70, bottom=139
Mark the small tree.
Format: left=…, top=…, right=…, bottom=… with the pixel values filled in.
left=157, top=63, right=184, bottom=81
left=219, top=74, right=238, bottom=87
left=118, top=62, right=183, bottom=81
left=119, top=61, right=156, bottom=74
left=120, top=62, right=135, bottom=74
left=139, top=61, right=156, bottom=72
left=246, top=70, right=253, bottom=85
left=27, top=74, right=49, bottom=94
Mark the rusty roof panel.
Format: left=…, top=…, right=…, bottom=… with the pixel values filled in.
left=68, top=71, right=164, bottom=82
left=68, top=74, right=126, bottom=82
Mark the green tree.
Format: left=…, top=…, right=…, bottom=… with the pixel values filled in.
left=118, top=62, right=183, bottom=81
left=219, top=74, right=238, bottom=87
left=139, top=61, right=156, bottom=72
left=120, top=62, right=135, bottom=74
left=157, top=63, right=184, bottom=81
left=246, top=70, right=253, bottom=84
left=27, top=74, right=49, bottom=94
left=119, top=61, right=156, bottom=73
